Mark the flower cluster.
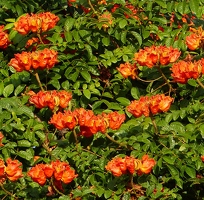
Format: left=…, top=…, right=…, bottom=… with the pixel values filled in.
left=50, top=108, right=126, bottom=137
left=117, top=62, right=137, bottom=79
left=105, top=155, right=156, bottom=177
left=14, top=12, right=60, bottom=35
left=186, top=27, right=204, bottom=50
left=29, top=90, right=72, bottom=110
left=0, top=158, right=23, bottom=182
left=0, top=25, right=10, bottom=49
left=99, top=12, right=113, bottom=28
left=127, top=94, right=173, bottom=117
left=171, top=59, right=204, bottom=84
left=28, top=160, right=77, bottom=186
left=8, top=48, right=58, bottom=72
left=134, top=45, right=181, bottom=68
left=0, top=132, right=4, bottom=147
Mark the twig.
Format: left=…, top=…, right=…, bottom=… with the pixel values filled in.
left=34, top=72, right=44, bottom=91
left=104, top=132, right=127, bottom=148
left=0, top=183, right=17, bottom=200
left=51, top=177, right=65, bottom=196
left=136, top=75, right=162, bottom=83
left=196, top=78, right=204, bottom=89
left=149, top=113, right=158, bottom=135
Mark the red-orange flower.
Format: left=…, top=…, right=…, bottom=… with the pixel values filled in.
left=149, top=94, right=173, bottom=115
left=137, top=155, right=156, bottom=175
left=117, top=63, right=137, bottom=79
left=127, top=94, right=173, bottom=117
left=134, top=46, right=180, bottom=68
left=0, top=25, right=10, bottom=49
left=105, top=157, right=127, bottom=177
left=103, top=111, right=126, bottom=130
left=0, top=132, right=4, bottom=147
left=28, top=164, right=47, bottom=186
left=29, top=90, right=72, bottom=110
left=14, top=12, right=59, bottom=34
left=5, top=158, right=23, bottom=181
left=0, top=159, right=5, bottom=177
left=185, top=27, right=204, bottom=50
left=127, top=96, right=150, bottom=117
left=171, top=60, right=202, bottom=84
left=61, top=166, right=78, bottom=184
left=99, top=12, right=113, bottom=28
left=201, top=155, right=204, bottom=162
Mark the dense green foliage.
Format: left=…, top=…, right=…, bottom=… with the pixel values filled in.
left=1, top=0, right=204, bottom=199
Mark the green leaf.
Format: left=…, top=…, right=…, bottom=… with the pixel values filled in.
left=19, top=106, right=34, bottom=118
left=119, top=19, right=127, bottom=28
left=116, top=97, right=130, bottom=106
left=64, top=17, right=76, bottom=31
left=64, top=31, right=72, bottom=43
left=167, top=165, right=179, bottom=176
left=0, top=81, right=4, bottom=96
left=104, top=190, right=112, bottom=199
left=102, top=37, right=110, bottom=46
left=83, top=89, right=91, bottom=99
left=3, top=84, right=14, bottom=97
left=121, top=31, right=127, bottom=44
left=185, top=166, right=196, bottom=178
left=131, top=31, right=142, bottom=46
left=189, top=0, right=200, bottom=16
left=9, top=30, right=18, bottom=40
left=35, top=131, right=46, bottom=142
left=131, top=87, right=140, bottom=99
left=122, top=192, right=131, bottom=200
left=18, top=149, right=33, bottom=161
left=188, top=79, right=198, bottom=87
left=4, top=23, right=14, bottom=30
left=17, top=140, right=31, bottom=147
left=155, top=0, right=167, bottom=8
left=14, top=84, right=25, bottom=96
left=81, top=71, right=91, bottom=82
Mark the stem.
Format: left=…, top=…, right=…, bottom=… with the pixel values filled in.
left=73, top=129, right=78, bottom=146
left=0, top=183, right=17, bottom=199
left=34, top=72, right=44, bottom=91
left=37, top=33, right=44, bottom=44
left=196, top=78, right=204, bottom=89
left=150, top=113, right=158, bottom=135
left=136, top=75, right=162, bottom=83
left=104, top=132, right=128, bottom=148
left=87, top=0, right=98, bottom=16
left=51, top=177, right=65, bottom=196
left=156, top=65, right=174, bottom=95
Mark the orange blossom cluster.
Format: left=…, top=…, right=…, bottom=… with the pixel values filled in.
left=171, top=59, right=204, bottom=84
left=14, top=12, right=59, bottom=35
left=99, top=12, right=113, bottom=28
left=28, top=160, right=77, bottom=186
left=134, top=45, right=181, bottom=68
left=0, top=158, right=23, bottom=182
left=105, top=155, right=156, bottom=177
left=127, top=94, right=173, bottom=117
left=186, top=27, right=204, bottom=50
left=50, top=108, right=126, bottom=137
left=0, top=25, right=10, bottom=49
left=8, top=48, right=58, bottom=72
left=29, top=90, right=72, bottom=110
left=117, top=62, right=137, bottom=79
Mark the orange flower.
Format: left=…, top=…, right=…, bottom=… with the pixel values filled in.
left=127, top=94, right=173, bottom=117
left=158, top=46, right=181, bottom=65
left=103, top=111, right=126, bottom=130
left=61, top=166, right=78, bottom=184
left=14, top=14, right=30, bottom=35
left=134, top=46, right=180, bottom=68
left=29, top=90, right=71, bottom=110
left=0, top=159, right=5, bottom=177
left=63, top=111, right=77, bottom=130
left=0, top=25, right=10, bottom=49
left=105, top=157, right=127, bottom=177
left=14, top=12, right=59, bottom=34
left=149, top=94, right=173, bottom=115
left=0, top=132, right=4, bottom=147
left=137, top=155, right=156, bottom=175
left=99, top=12, right=113, bottom=28
left=117, top=63, right=137, bottom=79
left=171, top=60, right=202, bottom=84
left=5, top=158, right=23, bottom=181
left=201, top=155, right=204, bottom=162
left=43, top=164, right=54, bottom=178
left=26, top=37, right=39, bottom=49
left=50, top=112, right=66, bottom=130
left=186, top=33, right=201, bottom=50
left=28, top=164, right=47, bottom=186
left=127, top=96, right=150, bottom=117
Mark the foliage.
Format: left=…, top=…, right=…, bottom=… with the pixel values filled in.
left=1, top=0, right=204, bottom=199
